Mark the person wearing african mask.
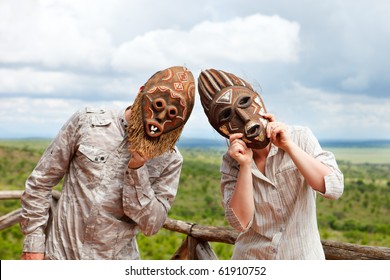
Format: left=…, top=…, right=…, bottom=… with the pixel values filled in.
left=198, top=69, right=343, bottom=259
left=20, top=66, right=195, bottom=260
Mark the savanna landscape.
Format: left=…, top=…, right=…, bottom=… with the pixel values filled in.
left=0, top=139, right=390, bottom=260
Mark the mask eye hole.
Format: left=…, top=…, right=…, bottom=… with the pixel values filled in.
left=218, top=107, right=233, bottom=123
left=167, top=106, right=178, bottom=118
left=153, top=98, right=166, bottom=111
left=237, top=96, right=251, bottom=108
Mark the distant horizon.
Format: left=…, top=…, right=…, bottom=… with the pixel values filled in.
left=1, top=136, right=390, bottom=141
left=1, top=136, right=390, bottom=148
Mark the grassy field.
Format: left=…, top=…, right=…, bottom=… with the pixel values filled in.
left=326, top=147, right=390, bottom=164
left=0, top=139, right=389, bottom=259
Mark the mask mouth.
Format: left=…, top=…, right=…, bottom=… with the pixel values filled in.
left=145, top=120, right=163, bottom=137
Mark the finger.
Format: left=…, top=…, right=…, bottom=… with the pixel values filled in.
left=263, top=113, right=276, bottom=122
left=130, top=150, right=147, bottom=159
left=229, top=144, right=248, bottom=161
left=231, top=142, right=245, bottom=152
left=271, top=127, right=279, bottom=141
left=231, top=138, right=244, bottom=146
left=229, top=142, right=242, bottom=154
left=229, top=133, right=244, bottom=143
left=273, top=123, right=285, bottom=134
left=268, top=121, right=283, bottom=136
left=267, top=123, right=278, bottom=139
left=267, top=122, right=274, bottom=138
left=231, top=137, right=249, bottom=150
left=228, top=139, right=248, bottom=158
left=134, top=153, right=148, bottom=162
left=270, top=125, right=287, bottom=143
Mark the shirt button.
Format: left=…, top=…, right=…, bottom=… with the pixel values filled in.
left=95, top=157, right=99, bottom=161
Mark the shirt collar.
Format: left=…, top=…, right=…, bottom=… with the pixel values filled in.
left=118, top=107, right=130, bottom=137
left=268, top=144, right=279, bottom=158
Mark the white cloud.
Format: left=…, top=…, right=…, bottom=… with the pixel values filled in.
left=0, top=0, right=113, bottom=70
left=0, top=68, right=78, bottom=94
left=190, top=14, right=300, bottom=63
left=112, top=14, right=301, bottom=72
left=0, top=67, right=139, bottom=102
left=0, top=3, right=301, bottom=101
left=1, top=2, right=300, bottom=73
left=269, top=82, right=390, bottom=140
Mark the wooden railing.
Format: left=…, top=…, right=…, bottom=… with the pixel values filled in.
left=1, top=190, right=390, bottom=260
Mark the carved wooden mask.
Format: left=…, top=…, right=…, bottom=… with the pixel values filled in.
left=141, top=66, right=195, bottom=137
left=198, top=69, right=270, bottom=149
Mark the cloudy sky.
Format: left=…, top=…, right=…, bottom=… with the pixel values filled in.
left=1, top=0, right=389, bottom=142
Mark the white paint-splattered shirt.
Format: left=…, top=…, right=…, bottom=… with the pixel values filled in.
left=20, top=107, right=182, bottom=259
left=220, top=126, right=344, bottom=259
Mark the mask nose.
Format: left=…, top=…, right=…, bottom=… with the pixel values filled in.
left=236, top=108, right=261, bottom=138
left=155, top=110, right=167, bottom=122
left=236, top=107, right=250, bottom=123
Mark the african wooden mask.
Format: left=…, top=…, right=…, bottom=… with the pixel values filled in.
left=198, top=69, right=270, bottom=149
left=127, top=66, right=195, bottom=158
left=141, top=66, right=195, bottom=137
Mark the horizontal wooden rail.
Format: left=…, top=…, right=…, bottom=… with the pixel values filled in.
left=163, top=218, right=238, bottom=244
left=0, top=190, right=24, bottom=200
left=0, top=208, right=22, bottom=231
left=0, top=190, right=60, bottom=200
left=163, top=217, right=390, bottom=260
left=321, top=239, right=390, bottom=260
left=1, top=190, right=390, bottom=259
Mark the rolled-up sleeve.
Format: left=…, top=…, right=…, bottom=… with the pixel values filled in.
left=123, top=149, right=183, bottom=236
left=220, top=153, right=253, bottom=232
left=303, top=127, right=344, bottom=200
left=323, top=170, right=344, bottom=199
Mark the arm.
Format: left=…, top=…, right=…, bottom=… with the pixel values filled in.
left=221, top=133, right=254, bottom=231
left=283, top=141, right=331, bottom=193
left=123, top=149, right=182, bottom=236
left=267, top=123, right=343, bottom=197
left=20, top=111, right=80, bottom=259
